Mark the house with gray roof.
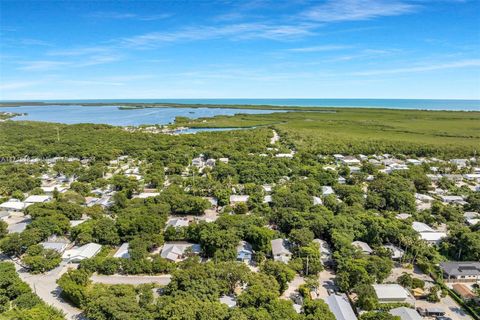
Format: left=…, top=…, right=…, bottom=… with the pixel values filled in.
left=271, top=238, right=292, bottom=263
left=390, top=307, right=422, bottom=320
left=439, top=261, right=480, bottom=282
left=324, top=294, right=357, bottom=320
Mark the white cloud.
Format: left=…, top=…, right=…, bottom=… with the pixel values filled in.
left=287, top=45, right=351, bottom=52
left=120, top=23, right=316, bottom=47
left=18, top=60, right=69, bottom=71
left=304, top=0, right=418, bottom=22
left=85, top=11, right=171, bottom=21
left=352, top=59, right=480, bottom=76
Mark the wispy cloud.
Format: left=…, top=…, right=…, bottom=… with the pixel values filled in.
left=18, top=60, right=69, bottom=71
left=120, top=23, right=316, bottom=47
left=286, top=45, right=351, bottom=53
left=0, top=81, right=42, bottom=91
left=18, top=53, right=122, bottom=71
left=85, top=11, right=171, bottom=21
left=352, top=59, right=480, bottom=76
left=304, top=0, right=418, bottom=22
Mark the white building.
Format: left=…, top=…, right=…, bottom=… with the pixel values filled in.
left=271, top=238, right=292, bottom=263
left=236, top=241, right=253, bottom=264
left=160, top=242, right=201, bottom=262
left=113, top=243, right=130, bottom=259
left=24, top=195, right=51, bottom=204
left=62, top=243, right=102, bottom=262
left=0, top=199, right=27, bottom=212
left=229, top=195, right=249, bottom=204
left=352, top=241, right=373, bottom=255
left=373, top=284, right=415, bottom=304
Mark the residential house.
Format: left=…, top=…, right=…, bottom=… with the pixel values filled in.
left=40, top=236, right=70, bottom=253
left=389, top=307, right=422, bottom=320
left=352, top=241, right=373, bottom=255
left=324, top=294, right=357, bottom=320
left=229, top=195, right=249, bottom=204
left=24, top=195, right=51, bottom=204
left=452, top=284, right=478, bottom=301
left=271, top=238, right=292, bottom=263
left=440, top=261, right=480, bottom=282
left=322, top=186, right=335, bottom=196
left=236, top=241, right=253, bottom=264
left=160, top=242, right=201, bottom=262
left=113, top=243, right=130, bottom=259
left=383, top=244, right=405, bottom=260
left=313, top=239, right=333, bottom=266
left=373, top=284, right=415, bottom=304
left=0, top=199, right=27, bottom=212
left=62, top=243, right=102, bottom=262
left=166, top=217, right=190, bottom=229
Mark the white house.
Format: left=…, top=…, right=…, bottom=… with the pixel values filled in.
left=62, top=243, right=102, bottom=262
left=383, top=244, right=405, bottom=260
left=313, top=239, right=332, bottom=265
left=24, top=195, right=51, bottom=204
left=236, top=241, right=253, bottom=264
left=229, top=195, right=249, bottom=204
left=40, top=236, right=70, bottom=253
left=160, top=242, right=201, bottom=262
left=352, top=241, right=373, bottom=255
left=271, top=238, right=292, bottom=263
left=113, top=243, right=130, bottom=259
left=0, top=199, right=27, bottom=212
left=322, top=186, right=335, bottom=196
left=373, top=284, right=415, bottom=304
left=166, top=217, right=190, bottom=229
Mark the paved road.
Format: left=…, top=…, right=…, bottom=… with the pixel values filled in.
left=11, top=260, right=85, bottom=320
left=91, top=274, right=172, bottom=285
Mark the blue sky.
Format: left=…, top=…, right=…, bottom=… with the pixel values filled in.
left=1, top=0, right=479, bottom=100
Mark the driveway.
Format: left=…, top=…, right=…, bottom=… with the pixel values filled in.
left=316, top=269, right=337, bottom=299
left=91, top=274, right=172, bottom=286
left=416, top=296, right=472, bottom=320
left=281, top=275, right=305, bottom=300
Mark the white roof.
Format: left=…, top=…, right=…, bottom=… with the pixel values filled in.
left=229, top=195, right=249, bottom=203
left=412, top=221, right=434, bottom=233
left=322, top=186, right=334, bottom=195
left=160, top=242, right=201, bottom=261
left=41, top=241, right=69, bottom=253
left=373, top=284, right=410, bottom=300
left=419, top=232, right=447, bottom=242
left=219, top=295, right=237, bottom=308
left=271, top=238, right=291, bottom=262
left=390, top=307, right=422, bottom=320
left=313, top=196, right=322, bottom=206
left=383, top=244, right=404, bottom=259
left=166, top=218, right=189, bottom=228
left=0, top=200, right=26, bottom=211
left=62, top=243, right=102, bottom=261
left=134, top=192, right=160, bottom=199
left=352, top=241, right=373, bottom=254
left=325, top=294, right=357, bottom=320
left=113, top=243, right=130, bottom=258
left=24, top=195, right=51, bottom=203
